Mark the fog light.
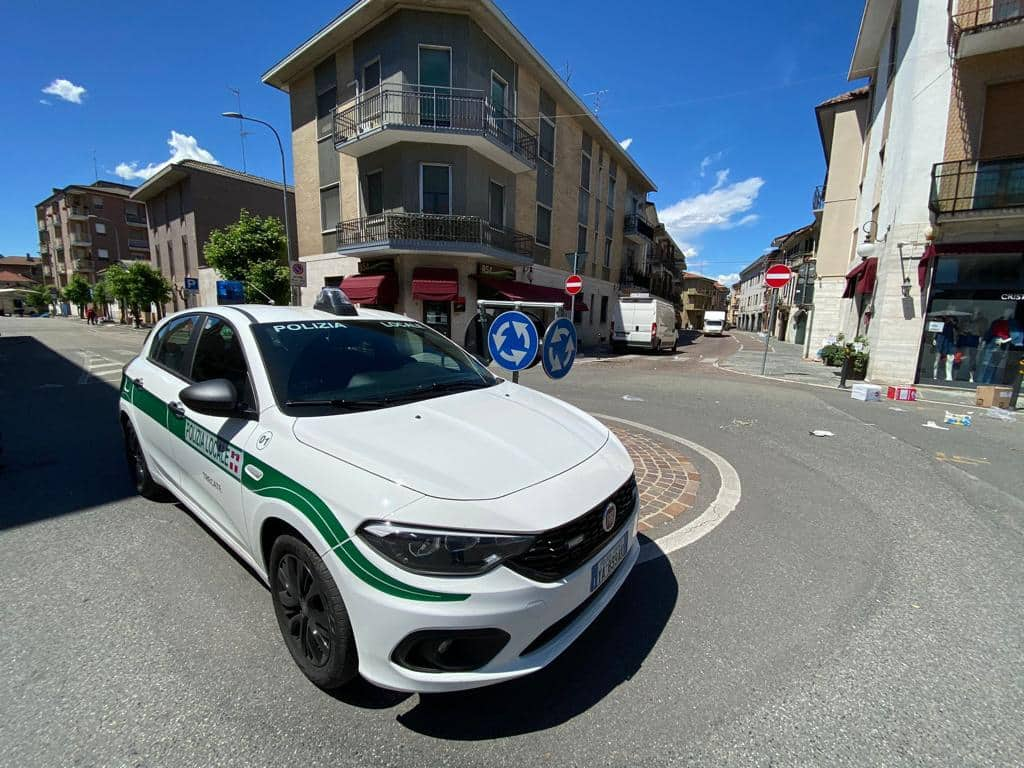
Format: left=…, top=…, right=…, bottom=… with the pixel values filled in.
left=392, top=629, right=510, bottom=673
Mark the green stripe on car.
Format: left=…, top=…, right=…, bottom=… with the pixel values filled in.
left=125, top=380, right=467, bottom=602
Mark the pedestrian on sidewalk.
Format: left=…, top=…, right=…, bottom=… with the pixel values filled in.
left=85, top=306, right=96, bottom=325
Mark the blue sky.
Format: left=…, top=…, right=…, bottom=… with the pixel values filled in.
left=1, top=0, right=866, bottom=285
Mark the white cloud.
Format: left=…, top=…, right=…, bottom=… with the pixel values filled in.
left=39, top=99, right=51, bottom=106
left=42, top=78, right=86, bottom=104
left=712, top=168, right=730, bottom=190
left=115, top=131, right=219, bottom=181
left=619, top=137, right=633, bottom=151
left=658, top=176, right=765, bottom=243
left=699, top=151, right=723, bottom=177
left=716, top=272, right=741, bottom=286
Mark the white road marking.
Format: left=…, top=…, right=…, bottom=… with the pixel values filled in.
left=596, top=414, right=742, bottom=563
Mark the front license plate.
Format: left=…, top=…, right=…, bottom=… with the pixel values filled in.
left=590, top=532, right=628, bottom=592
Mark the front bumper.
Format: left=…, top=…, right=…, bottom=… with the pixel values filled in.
left=325, top=508, right=640, bottom=693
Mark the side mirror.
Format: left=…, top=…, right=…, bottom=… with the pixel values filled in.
left=179, top=379, right=239, bottom=416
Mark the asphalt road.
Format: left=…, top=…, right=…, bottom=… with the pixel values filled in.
left=1, top=317, right=1022, bottom=767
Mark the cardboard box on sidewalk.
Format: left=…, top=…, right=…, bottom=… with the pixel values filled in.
left=851, top=383, right=882, bottom=402
left=886, top=385, right=917, bottom=401
left=975, top=386, right=1013, bottom=409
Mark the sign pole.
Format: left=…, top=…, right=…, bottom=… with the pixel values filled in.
left=761, top=289, right=777, bottom=375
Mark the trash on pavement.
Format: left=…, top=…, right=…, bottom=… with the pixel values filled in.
left=984, top=407, right=1017, bottom=422
left=944, top=411, right=973, bottom=427
left=886, top=385, right=917, bottom=401
left=851, top=383, right=882, bottom=402
left=922, top=420, right=950, bottom=431
left=975, top=385, right=1013, bottom=409
left=809, top=430, right=835, bottom=437
left=622, top=394, right=645, bottom=402
left=888, top=406, right=906, bottom=412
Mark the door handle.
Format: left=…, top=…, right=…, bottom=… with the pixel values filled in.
left=168, top=402, right=186, bottom=419
left=132, top=377, right=144, bottom=389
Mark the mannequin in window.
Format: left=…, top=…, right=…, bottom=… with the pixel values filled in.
left=934, top=316, right=957, bottom=381
left=977, top=309, right=1019, bottom=384
left=955, top=315, right=982, bottom=383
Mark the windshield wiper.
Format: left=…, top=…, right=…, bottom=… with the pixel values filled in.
left=283, top=398, right=389, bottom=411
left=384, top=380, right=495, bottom=404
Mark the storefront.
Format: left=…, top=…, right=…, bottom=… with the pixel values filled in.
left=916, top=244, right=1024, bottom=389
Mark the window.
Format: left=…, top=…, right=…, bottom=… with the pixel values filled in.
left=182, top=236, right=189, bottom=275
left=95, top=222, right=106, bottom=234
left=418, top=46, right=452, bottom=127
left=92, top=196, right=104, bottom=208
left=490, top=72, right=508, bottom=116
left=600, top=296, right=609, bottom=324
left=539, top=120, right=555, bottom=165
left=154, top=243, right=162, bottom=272
left=149, top=314, right=199, bottom=376
left=320, top=184, right=341, bottom=231
left=365, top=171, right=383, bottom=216
left=488, top=181, right=504, bottom=228
left=577, top=225, right=588, bottom=255
left=315, top=56, right=337, bottom=139
left=536, top=204, right=551, bottom=246
left=363, top=58, right=381, bottom=92
left=167, top=240, right=175, bottom=277
left=420, top=164, right=451, bottom=214
left=190, top=315, right=254, bottom=408
left=580, top=151, right=591, bottom=191
left=97, top=248, right=109, bottom=260
left=604, top=237, right=612, bottom=268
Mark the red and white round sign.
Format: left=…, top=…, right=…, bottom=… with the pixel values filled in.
left=764, top=264, right=793, bottom=289
left=565, top=274, right=583, bottom=295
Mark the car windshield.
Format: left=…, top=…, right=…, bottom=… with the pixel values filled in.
left=251, top=319, right=499, bottom=411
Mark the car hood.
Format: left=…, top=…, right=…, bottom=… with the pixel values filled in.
left=291, top=382, right=609, bottom=501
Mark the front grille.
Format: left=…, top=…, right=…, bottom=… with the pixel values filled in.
left=506, top=475, right=636, bottom=583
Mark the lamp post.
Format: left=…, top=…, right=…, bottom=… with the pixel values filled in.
left=221, top=111, right=296, bottom=305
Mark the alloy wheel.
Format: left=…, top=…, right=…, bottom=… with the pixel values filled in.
left=275, top=554, right=334, bottom=668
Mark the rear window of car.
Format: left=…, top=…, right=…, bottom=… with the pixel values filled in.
left=149, top=315, right=199, bottom=376
left=250, top=319, right=498, bottom=411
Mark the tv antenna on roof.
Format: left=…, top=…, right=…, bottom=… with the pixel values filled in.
left=582, top=89, right=609, bottom=115
left=228, top=87, right=250, bottom=172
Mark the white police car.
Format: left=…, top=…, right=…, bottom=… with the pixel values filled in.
left=119, top=295, right=638, bottom=692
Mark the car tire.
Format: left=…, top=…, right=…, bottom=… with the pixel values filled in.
left=269, top=535, right=358, bottom=691
left=671, top=336, right=679, bottom=353
left=612, top=341, right=626, bottom=354
left=123, top=422, right=163, bottom=500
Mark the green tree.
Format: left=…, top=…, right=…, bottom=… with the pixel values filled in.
left=23, top=284, right=53, bottom=313
left=103, top=263, right=131, bottom=323
left=203, top=209, right=289, bottom=304
left=62, top=275, right=92, bottom=318
left=91, top=281, right=110, bottom=320
left=126, top=261, right=171, bottom=320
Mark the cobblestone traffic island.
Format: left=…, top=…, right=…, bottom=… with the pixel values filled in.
left=607, top=424, right=701, bottom=533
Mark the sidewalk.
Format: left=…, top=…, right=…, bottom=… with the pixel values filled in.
left=720, top=331, right=1005, bottom=410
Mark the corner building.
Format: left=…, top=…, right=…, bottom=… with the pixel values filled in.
left=262, top=0, right=657, bottom=347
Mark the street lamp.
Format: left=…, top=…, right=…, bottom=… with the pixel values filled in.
left=221, top=111, right=296, bottom=305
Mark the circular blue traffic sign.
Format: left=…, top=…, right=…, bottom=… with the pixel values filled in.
left=542, top=318, right=577, bottom=379
left=487, top=310, right=540, bottom=371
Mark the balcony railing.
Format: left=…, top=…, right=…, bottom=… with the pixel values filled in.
left=952, top=1, right=1024, bottom=32
left=67, top=206, right=89, bottom=219
left=128, top=239, right=150, bottom=249
left=623, top=213, right=655, bottom=240
left=812, top=185, right=825, bottom=211
left=336, top=212, right=533, bottom=257
left=929, top=155, right=1024, bottom=215
left=333, top=86, right=538, bottom=168
left=125, top=211, right=147, bottom=225
left=70, top=235, right=92, bottom=247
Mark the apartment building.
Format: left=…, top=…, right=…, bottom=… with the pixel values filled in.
left=34, top=181, right=150, bottom=292
left=769, top=222, right=818, bottom=346
left=727, top=283, right=741, bottom=328
left=130, top=160, right=297, bottom=313
left=0, top=255, right=44, bottom=283
left=735, top=254, right=770, bottom=332
left=920, top=1, right=1024, bottom=389
left=806, top=87, right=869, bottom=355
left=261, top=0, right=657, bottom=346
left=680, top=273, right=722, bottom=330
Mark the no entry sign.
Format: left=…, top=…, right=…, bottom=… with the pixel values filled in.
left=764, top=264, right=793, bottom=289
left=565, top=274, right=583, bottom=295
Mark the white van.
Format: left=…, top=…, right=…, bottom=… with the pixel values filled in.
left=703, top=310, right=726, bottom=336
left=611, top=294, right=678, bottom=353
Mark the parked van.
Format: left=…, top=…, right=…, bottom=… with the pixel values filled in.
left=703, top=310, right=726, bottom=336
left=611, top=294, right=678, bottom=353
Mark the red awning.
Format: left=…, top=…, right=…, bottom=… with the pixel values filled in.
left=475, top=275, right=588, bottom=311
left=918, top=244, right=936, bottom=289
left=855, top=257, right=878, bottom=295
left=411, top=267, right=459, bottom=301
left=842, top=260, right=867, bottom=298
left=341, top=272, right=398, bottom=305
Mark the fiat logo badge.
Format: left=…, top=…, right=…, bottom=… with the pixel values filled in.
left=601, top=502, right=617, bottom=533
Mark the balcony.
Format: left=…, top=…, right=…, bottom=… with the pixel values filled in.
left=333, top=86, right=538, bottom=173
left=930, top=155, right=1024, bottom=220
left=623, top=213, right=655, bottom=244
left=336, top=212, right=534, bottom=265
left=70, top=234, right=92, bottom=247
left=37, top=220, right=46, bottom=231
left=952, top=1, right=1024, bottom=57
left=74, top=258, right=95, bottom=272
left=125, top=211, right=148, bottom=226
left=67, top=206, right=89, bottom=221
left=128, top=238, right=150, bottom=250
left=812, top=185, right=825, bottom=213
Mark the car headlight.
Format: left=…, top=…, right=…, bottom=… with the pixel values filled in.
left=357, top=521, right=535, bottom=576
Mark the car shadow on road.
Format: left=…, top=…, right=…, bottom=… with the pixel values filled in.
left=394, top=553, right=678, bottom=738
left=0, top=336, right=135, bottom=530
